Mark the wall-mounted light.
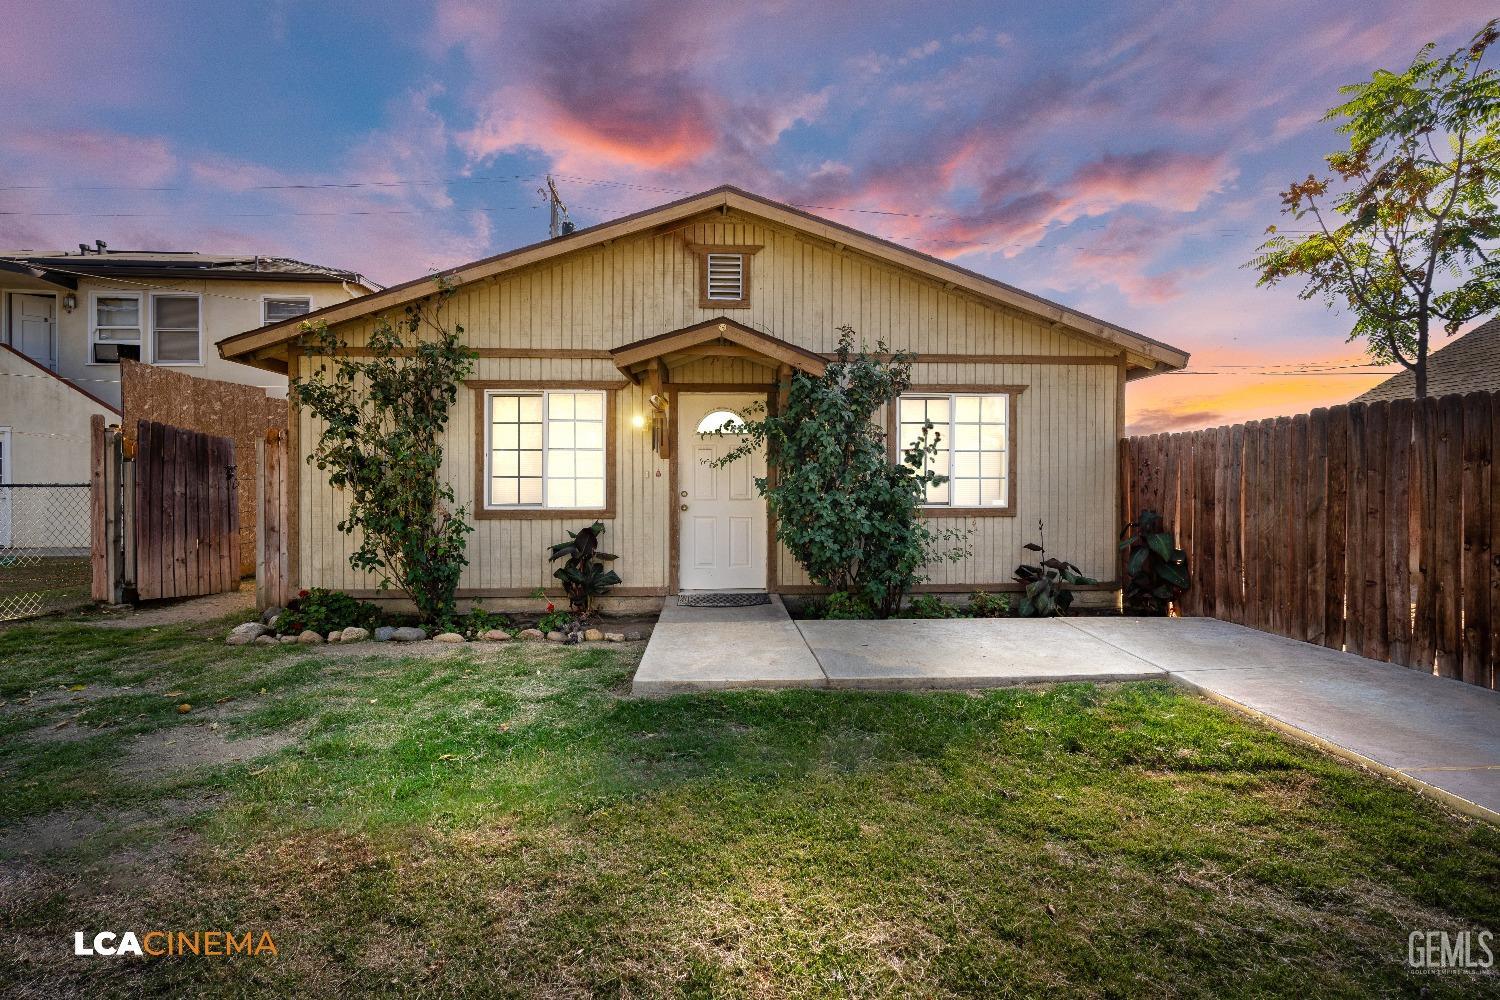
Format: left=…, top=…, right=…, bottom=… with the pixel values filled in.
left=630, top=413, right=646, bottom=430
left=63, top=292, right=77, bottom=313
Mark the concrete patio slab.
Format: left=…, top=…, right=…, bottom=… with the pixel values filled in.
left=631, top=596, right=826, bottom=695
left=1067, top=617, right=1500, bottom=819
left=798, top=618, right=1166, bottom=690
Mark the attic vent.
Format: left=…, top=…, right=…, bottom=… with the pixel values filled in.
left=705, top=253, right=744, bottom=301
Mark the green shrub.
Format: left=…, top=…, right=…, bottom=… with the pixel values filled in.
left=966, top=590, right=1011, bottom=617
left=903, top=593, right=959, bottom=619
left=273, top=588, right=381, bottom=636
left=456, top=606, right=511, bottom=639
left=822, top=591, right=876, bottom=619
left=713, top=326, right=967, bottom=617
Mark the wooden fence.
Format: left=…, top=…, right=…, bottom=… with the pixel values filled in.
left=91, top=417, right=241, bottom=603
left=1121, top=389, right=1498, bottom=691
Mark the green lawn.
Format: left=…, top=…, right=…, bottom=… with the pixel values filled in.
left=0, top=614, right=1496, bottom=998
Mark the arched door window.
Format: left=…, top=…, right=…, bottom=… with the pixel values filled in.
left=696, top=409, right=748, bottom=435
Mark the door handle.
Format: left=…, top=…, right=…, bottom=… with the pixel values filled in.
left=680, top=503, right=689, bottom=511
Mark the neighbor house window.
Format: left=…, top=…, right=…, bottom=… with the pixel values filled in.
left=898, top=393, right=1011, bottom=509
left=263, top=296, right=312, bottom=325
left=150, top=294, right=202, bottom=364
left=89, top=293, right=142, bottom=364
left=485, top=389, right=606, bottom=509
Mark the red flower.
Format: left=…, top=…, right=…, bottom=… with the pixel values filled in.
left=545, top=602, right=555, bottom=613
left=298, top=589, right=310, bottom=599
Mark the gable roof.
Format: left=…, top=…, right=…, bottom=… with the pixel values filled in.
left=610, top=318, right=828, bottom=378
left=1353, top=318, right=1500, bottom=403
left=218, top=184, right=1189, bottom=376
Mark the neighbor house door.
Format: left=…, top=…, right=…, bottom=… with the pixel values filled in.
left=678, top=393, right=767, bottom=591
left=10, top=294, right=56, bottom=369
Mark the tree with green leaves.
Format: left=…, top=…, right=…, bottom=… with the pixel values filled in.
left=1251, top=20, right=1500, bottom=397
left=291, top=279, right=476, bottom=624
left=713, top=326, right=968, bottom=618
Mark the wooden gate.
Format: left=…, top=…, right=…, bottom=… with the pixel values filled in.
left=91, top=416, right=240, bottom=603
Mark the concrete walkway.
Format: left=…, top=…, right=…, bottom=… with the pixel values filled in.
left=631, top=602, right=1500, bottom=820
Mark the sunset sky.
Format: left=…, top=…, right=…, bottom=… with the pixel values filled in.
left=2, top=1, right=1493, bottom=431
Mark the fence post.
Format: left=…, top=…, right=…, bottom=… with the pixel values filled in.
left=257, top=428, right=287, bottom=611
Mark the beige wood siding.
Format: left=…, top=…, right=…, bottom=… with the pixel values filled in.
left=292, top=210, right=1124, bottom=598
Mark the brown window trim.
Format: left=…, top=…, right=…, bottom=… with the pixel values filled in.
left=886, top=384, right=1025, bottom=518
left=467, top=379, right=621, bottom=520
left=685, top=243, right=763, bottom=309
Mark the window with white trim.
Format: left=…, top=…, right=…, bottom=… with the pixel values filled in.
left=263, top=296, right=312, bottom=325
left=898, top=393, right=1010, bottom=508
left=151, top=294, right=201, bottom=364
left=90, top=293, right=142, bottom=364
left=705, top=253, right=744, bottom=300
left=485, top=389, right=606, bottom=509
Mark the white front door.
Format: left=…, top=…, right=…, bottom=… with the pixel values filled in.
left=10, top=294, right=56, bottom=369
left=678, top=393, right=767, bottom=591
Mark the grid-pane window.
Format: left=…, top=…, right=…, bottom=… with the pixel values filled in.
left=152, top=295, right=200, bottom=363
left=264, top=297, right=311, bottom=324
left=899, top=393, right=1010, bottom=508
left=487, top=389, right=606, bottom=509
left=91, top=295, right=141, bottom=363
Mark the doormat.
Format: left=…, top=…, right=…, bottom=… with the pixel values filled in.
left=678, top=592, right=771, bottom=608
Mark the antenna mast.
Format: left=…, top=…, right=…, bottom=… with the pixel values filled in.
left=538, top=175, right=574, bottom=239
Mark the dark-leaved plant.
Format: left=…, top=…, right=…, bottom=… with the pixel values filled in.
left=548, top=521, right=621, bottom=614
left=1013, top=520, right=1096, bottom=617
left=714, top=325, right=967, bottom=618
left=291, top=278, right=475, bottom=624
left=1120, top=509, right=1190, bottom=615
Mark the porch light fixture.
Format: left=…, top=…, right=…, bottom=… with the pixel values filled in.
left=63, top=292, right=77, bottom=312
left=630, top=413, right=646, bottom=429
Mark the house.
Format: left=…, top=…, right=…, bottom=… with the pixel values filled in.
left=219, top=185, right=1189, bottom=609
left=1352, top=317, right=1500, bottom=403
left=0, top=247, right=373, bottom=486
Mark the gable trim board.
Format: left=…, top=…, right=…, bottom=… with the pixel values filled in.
left=220, top=185, right=1189, bottom=378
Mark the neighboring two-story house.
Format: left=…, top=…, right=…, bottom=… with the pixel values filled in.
left=0, top=247, right=373, bottom=487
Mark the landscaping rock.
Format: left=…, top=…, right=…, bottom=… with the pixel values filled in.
left=225, top=633, right=253, bottom=646
left=340, top=626, right=369, bottom=643
left=604, top=632, right=625, bottom=642
left=278, top=636, right=297, bottom=644
left=482, top=629, right=512, bottom=642
left=297, top=630, right=324, bottom=645
left=260, top=606, right=284, bottom=625
left=434, top=632, right=465, bottom=643
left=624, top=631, right=643, bottom=641
left=583, top=628, right=604, bottom=642
left=546, top=630, right=566, bottom=642
left=374, top=626, right=396, bottom=642
left=253, top=635, right=277, bottom=645
left=517, top=628, right=545, bottom=640
left=230, top=622, right=269, bottom=641
left=390, top=627, right=427, bottom=643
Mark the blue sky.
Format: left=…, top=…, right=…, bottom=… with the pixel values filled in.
left=1, top=0, right=1494, bottom=428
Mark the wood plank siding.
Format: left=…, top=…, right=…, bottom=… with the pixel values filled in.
left=290, top=211, right=1127, bottom=601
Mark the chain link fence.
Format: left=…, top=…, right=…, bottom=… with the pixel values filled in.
left=0, top=484, right=92, bottom=621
